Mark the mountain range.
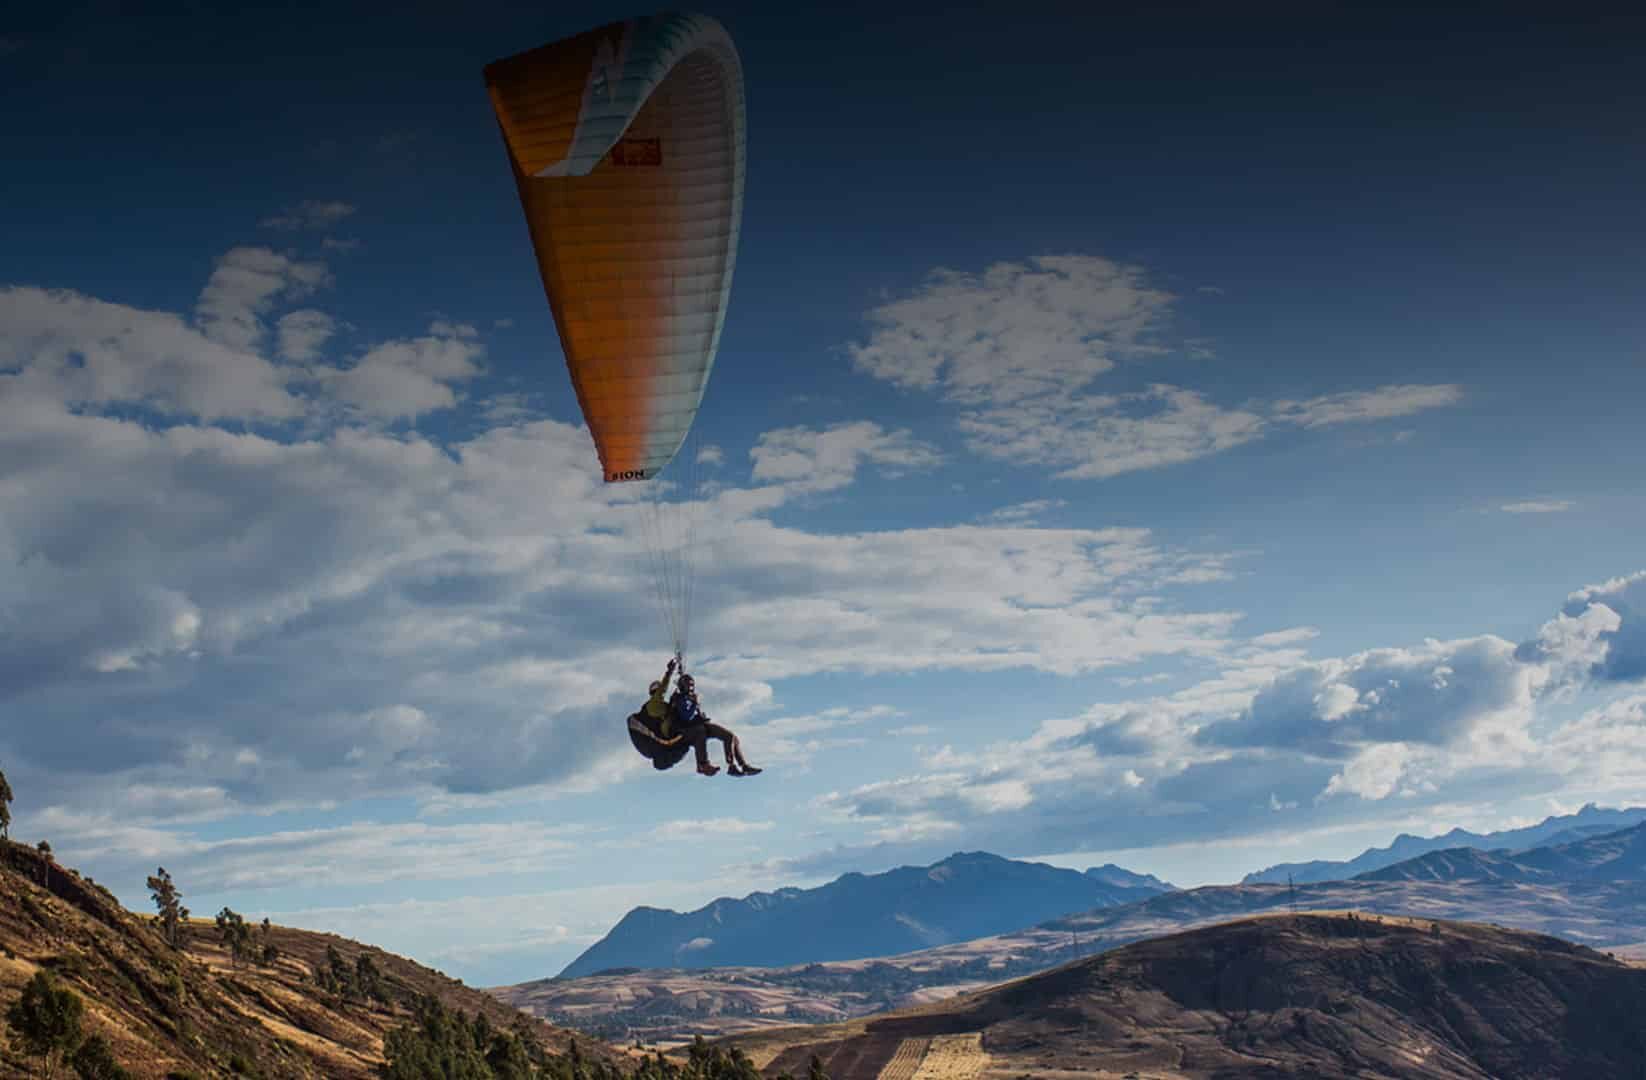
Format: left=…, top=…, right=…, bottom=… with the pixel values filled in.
left=1356, top=820, right=1646, bottom=884
left=1242, top=801, right=1646, bottom=884
left=506, top=817, right=1646, bottom=1046
left=557, top=851, right=1173, bottom=978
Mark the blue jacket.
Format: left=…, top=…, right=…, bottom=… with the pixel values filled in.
left=669, top=689, right=702, bottom=727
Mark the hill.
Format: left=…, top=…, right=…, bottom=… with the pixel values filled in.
left=559, top=851, right=1172, bottom=978
left=722, top=913, right=1646, bottom=1079
left=1242, top=802, right=1646, bottom=884
left=499, top=866, right=1646, bottom=1048
left=0, top=840, right=616, bottom=1079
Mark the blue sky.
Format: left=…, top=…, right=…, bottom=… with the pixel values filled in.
left=2, top=2, right=1645, bottom=986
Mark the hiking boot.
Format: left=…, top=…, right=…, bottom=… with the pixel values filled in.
left=696, top=761, right=720, bottom=776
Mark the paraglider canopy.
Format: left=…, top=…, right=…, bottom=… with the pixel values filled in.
left=484, top=12, right=746, bottom=484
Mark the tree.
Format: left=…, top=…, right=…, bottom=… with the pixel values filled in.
left=0, top=763, right=12, bottom=840
left=5, top=970, right=85, bottom=1078
left=319, top=943, right=363, bottom=1001
left=70, top=1032, right=131, bottom=1079
left=259, top=917, right=280, bottom=968
left=37, top=840, right=54, bottom=886
left=356, top=952, right=391, bottom=1005
left=146, top=868, right=189, bottom=948
left=215, top=907, right=253, bottom=967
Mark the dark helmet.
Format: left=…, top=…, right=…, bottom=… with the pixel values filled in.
left=649, top=680, right=663, bottom=694
left=679, top=674, right=695, bottom=690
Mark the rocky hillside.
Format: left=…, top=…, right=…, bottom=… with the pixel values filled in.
left=724, top=912, right=1646, bottom=1079
left=559, top=851, right=1172, bottom=977
left=0, top=840, right=616, bottom=1079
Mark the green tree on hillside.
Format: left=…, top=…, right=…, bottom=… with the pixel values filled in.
left=5, top=970, right=84, bottom=1078
left=215, top=907, right=254, bottom=967
left=146, top=868, right=190, bottom=948
left=259, top=917, right=281, bottom=968
left=70, top=1033, right=130, bottom=1079
left=355, top=952, right=391, bottom=1005
left=328, top=944, right=355, bottom=999
left=0, top=763, right=13, bottom=840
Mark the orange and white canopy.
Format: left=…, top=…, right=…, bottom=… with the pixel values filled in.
left=485, top=13, right=746, bottom=483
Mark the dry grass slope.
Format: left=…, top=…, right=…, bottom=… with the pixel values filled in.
left=0, top=840, right=616, bottom=1079
left=719, top=912, right=1646, bottom=1080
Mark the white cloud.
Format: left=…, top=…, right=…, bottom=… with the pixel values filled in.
left=960, top=384, right=1267, bottom=480
left=848, top=256, right=1460, bottom=480
left=748, top=421, right=942, bottom=493
left=195, top=246, right=330, bottom=351
left=0, top=257, right=1255, bottom=840
left=1501, top=499, right=1574, bottom=514
left=1203, top=636, right=1541, bottom=763
left=0, top=285, right=301, bottom=420
left=275, top=309, right=337, bottom=362
left=260, top=200, right=358, bottom=231
left=480, top=392, right=536, bottom=425
left=799, top=569, right=1646, bottom=856
left=850, top=255, right=1171, bottom=400
left=1269, top=384, right=1464, bottom=429
left=1547, top=693, right=1646, bottom=789
left=1321, top=742, right=1414, bottom=801
left=323, top=321, right=485, bottom=419
left=985, top=499, right=1066, bottom=523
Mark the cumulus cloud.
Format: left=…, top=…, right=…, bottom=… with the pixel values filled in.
left=260, top=200, right=358, bottom=231
left=322, top=321, right=485, bottom=419
left=962, top=385, right=1267, bottom=480
left=0, top=252, right=1259, bottom=851
left=275, top=309, right=337, bottom=362
left=194, top=247, right=330, bottom=353
left=749, top=421, right=942, bottom=493
left=1321, top=742, right=1418, bottom=800
left=1547, top=693, right=1646, bottom=789
left=0, top=286, right=302, bottom=420
left=848, top=256, right=1461, bottom=479
left=1518, top=571, right=1645, bottom=687
left=850, top=255, right=1171, bottom=399
left=1200, top=636, right=1537, bottom=760
left=794, top=568, right=1646, bottom=868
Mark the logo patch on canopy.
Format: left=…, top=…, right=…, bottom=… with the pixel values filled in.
left=610, top=138, right=663, bottom=166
